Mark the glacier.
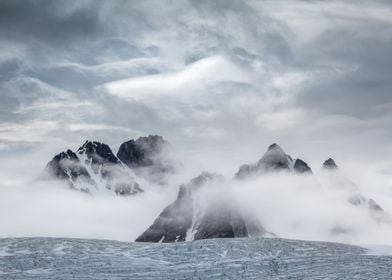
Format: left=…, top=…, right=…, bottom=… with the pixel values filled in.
left=0, top=237, right=391, bottom=279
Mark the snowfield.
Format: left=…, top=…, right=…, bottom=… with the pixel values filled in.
left=0, top=237, right=391, bottom=279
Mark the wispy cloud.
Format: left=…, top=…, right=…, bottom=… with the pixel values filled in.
left=0, top=0, right=392, bottom=243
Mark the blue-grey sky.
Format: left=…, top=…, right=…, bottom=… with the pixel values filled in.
left=0, top=0, right=391, bottom=176
left=1, top=0, right=392, bottom=245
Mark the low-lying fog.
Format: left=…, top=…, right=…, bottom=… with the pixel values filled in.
left=1, top=144, right=391, bottom=246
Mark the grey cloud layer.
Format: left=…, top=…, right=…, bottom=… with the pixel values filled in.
left=0, top=0, right=391, bottom=174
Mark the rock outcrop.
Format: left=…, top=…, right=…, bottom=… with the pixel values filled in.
left=43, top=149, right=95, bottom=193
left=76, top=141, right=142, bottom=195
left=293, top=159, right=312, bottom=174
left=236, top=143, right=312, bottom=178
left=42, top=140, right=143, bottom=195
left=136, top=172, right=266, bottom=243
left=117, top=135, right=174, bottom=183
left=322, top=158, right=339, bottom=170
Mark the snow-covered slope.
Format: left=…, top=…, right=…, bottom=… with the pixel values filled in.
left=42, top=140, right=142, bottom=196
left=40, top=135, right=172, bottom=195
left=76, top=141, right=142, bottom=195
left=0, top=237, right=391, bottom=279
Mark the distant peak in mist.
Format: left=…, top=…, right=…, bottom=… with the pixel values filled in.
left=267, top=143, right=283, bottom=151
left=77, top=140, right=119, bottom=164
left=236, top=143, right=293, bottom=178
left=117, top=134, right=169, bottom=168
left=293, top=159, right=312, bottom=174
left=117, top=134, right=174, bottom=184
left=322, top=158, right=339, bottom=170
left=258, top=143, right=290, bottom=170
left=59, top=149, right=79, bottom=160
left=78, top=140, right=110, bottom=151
left=24, top=136, right=392, bottom=244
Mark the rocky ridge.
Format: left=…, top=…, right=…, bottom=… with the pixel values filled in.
left=42, top=135, right=170, bottom=195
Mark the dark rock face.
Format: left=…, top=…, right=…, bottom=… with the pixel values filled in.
left=42, top=135, right=174, bottom=195
left=322, top=158, right=338, bottom=170
left=193, top=201, right=249, bottom=240
left=77, top=141, right=119, bottom=165
left=136, top=172, right=266, bottom=243
left=235, top=143, right=314, bottom=179
left=117, top=135, right=173, bottom=183
left=77, top=141, right=143, bottom=195
left=257, top=143, right=290, bottom=172
left=77, top=141, right=118, bottom=181
left=46, top=150, right=83, bottom=180
left=135, top=185, right=193, bottom=242
left=293, top=159, right=312, bottom=174
left=236, top=143, right=291, bottom=179
left=42, top=141, right=143, bottom=196
left=44, top=149, right=95, bottom=191
left=117, top=135, right=167, bottom=168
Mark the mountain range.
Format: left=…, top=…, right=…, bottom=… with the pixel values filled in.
left=40, top=136, right=391, bottom=243
left=41, top=135, right=172, bottom=195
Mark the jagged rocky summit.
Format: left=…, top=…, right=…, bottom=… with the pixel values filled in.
left=136, top=172, right=266, bottom=243
left=235, top=143, right=312, bottom=179
left=137, top=143, right=315, bottom=243
left=117, top=135, right=174, bottom=184
left=136, top=143, right=391, bottom=243
left=41, top=135, right=171, bottom=195
left=43, top=139, right=392, bottom=243
left=43, top=141, right=141, bottom=195
left=236, top=144, right=389, bottom=224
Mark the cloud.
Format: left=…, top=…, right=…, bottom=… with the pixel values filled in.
left=0, top=0, right=392, bottom=244
left=0, top=0, right=105, bottom=46
left=232, top=172, right=392, bottom=245
left=0, top=179, right=176, bottom=242
left=104, top=55, right=251, bottom=100
left=0, top=0, right=391, bottom=165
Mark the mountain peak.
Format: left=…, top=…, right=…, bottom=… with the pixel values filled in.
left=56, top=149, right=78, bottom=161
left=294, top=159, right=312, bottom=174
left=78, top=140, right=103, bottom=152
left=134, top=135, right=169, bottom=155
left=235, top=143, right=292, bottom=178
left=322, top=158, right=338, bottom=170
left=42, top=139, right=143, bottom=196
left=136, top=172, right=266, bottom=243
left=117, top=135, right=168, bottom=167
left=267, top=143, right=283, bottom=152
left=43, top=149, right=93, bottom=188
left=257, top=143, right=290, bottom=171
left=77, top=140, right=118, bottom=164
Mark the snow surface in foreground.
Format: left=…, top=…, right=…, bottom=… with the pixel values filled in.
left=0, top=237, right=391, bottom=279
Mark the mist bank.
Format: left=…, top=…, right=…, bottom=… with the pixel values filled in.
left=0, top=142, right=392, bottom=245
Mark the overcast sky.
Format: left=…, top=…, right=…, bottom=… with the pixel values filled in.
left=0, top=0, right=392, bottom=179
